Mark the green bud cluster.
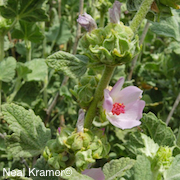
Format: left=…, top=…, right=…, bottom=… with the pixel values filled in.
left=64, top=128, right=110, bottom=171
left=70, top=75, right=101, bottom=109
left=79, top=22, right=140, bottom=66
left=43, top=126, right=74, bottom=169
left=152, top=146, right=173, bottom=174
left=43, top=126, right=110, bottom=171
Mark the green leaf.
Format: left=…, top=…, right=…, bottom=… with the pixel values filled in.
left=125, top=132, right=159, bottom=158
left=46, top=51, right=88, bottom=78
left=16, top=62, right=32, bottom=80
left=61, top=167, right=93, bottom=180
left=163, top=154, right=180, bottom=180
left=141, top=112, right=176, bottom=147
left=46, top=19, right=71, bottom=45
left=31, top=156, right=58, bottom=180
left=150, top=10, right=180, bottom=41
left=0, top=0, right=48, bottom=22
left=103, top=157, right=135, bottom=180
left=25, top=59, right=48, bottom=81
left=126, top=155, right=152, bottom=180
left=12, top=21, right=44, bottom=43
left=0, top=57, right=16, bottom=82
left=2, top=103, right=51, bottom=158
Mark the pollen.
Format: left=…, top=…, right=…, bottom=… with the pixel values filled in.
left=111, top=103, right=125, bottom=115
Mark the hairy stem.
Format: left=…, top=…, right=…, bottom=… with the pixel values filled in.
left=99, top=11, right=104, bottom=28
left=0, top=35, right=4, bottom=113
left=84, top=65, right=115, bottom=128
left=130, top=0, right=153, bottom=33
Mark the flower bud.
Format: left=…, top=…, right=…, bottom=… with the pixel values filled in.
left=76, top=109, right=85, bottom=133
left=77, top=13, right=97, bottom=32
left=109, top=1, right=122, bottom=24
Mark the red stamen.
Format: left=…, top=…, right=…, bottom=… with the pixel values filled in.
left=111, top=103, right=125, bottom=115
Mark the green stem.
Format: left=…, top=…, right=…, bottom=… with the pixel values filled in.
left=25, top=40, right=31, bottom=61
left=99, top=11, right=105, bottom=28
left=8, top=78, right=23, bottom=103
left=0, top=35, right=4, bottom=113
left=0, top=35, right=4, bottom=61
left=43, top=75, right=48, bottom=108
left=130, top=0, right=154, bottom=33
left=84, top=65, right=115, bottom=128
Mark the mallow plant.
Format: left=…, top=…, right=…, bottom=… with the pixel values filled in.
left=1, top=0, right=180, bottom=180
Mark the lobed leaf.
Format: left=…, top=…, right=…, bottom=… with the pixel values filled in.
left=2, top=103, right=51, bottom=158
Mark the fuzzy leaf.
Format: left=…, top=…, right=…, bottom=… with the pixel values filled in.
left=46, top=51, right=88, bottom=78
left=103, top=157, right=135, bottom=180
left=141, top=112, right=176, bottom=147
left=150, top=10, right=180, bottom=41
left=163, top=154, right=180, bottom=180
left=0, top=57, right=16, bottom=82
left=125, top=132, right=159, bottom=158
left=126, top=155, right=152, bottom=180
left=2, top=103, right=51, bottom=158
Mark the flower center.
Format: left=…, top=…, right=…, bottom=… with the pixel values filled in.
left=111, top=103, right=125, bottom=115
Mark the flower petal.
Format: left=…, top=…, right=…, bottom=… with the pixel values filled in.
left=106, top=100, right=145, bottom=129
left=116, top=86, right=143, bottom=105
left=103, top=89, right=113, bottom=112
left=109, top=77, right=124, bottom=100
left=82, top=168, right=105, bottom=180
left=106, top=112, right=141, bottom=129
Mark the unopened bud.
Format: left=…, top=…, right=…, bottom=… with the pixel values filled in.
left=76, top=109, right=85, bottom=133
left=109, top=1, right=122, bottom=24
left=77, top=13, right=97, bottom=32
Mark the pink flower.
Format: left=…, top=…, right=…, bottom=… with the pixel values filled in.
left=77, top=13, right=97, bottom=32
left=103, top=77, right=145, bottom=130
left=82, top=168, right=105, bottom=180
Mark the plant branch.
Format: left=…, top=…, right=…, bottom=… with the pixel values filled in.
left=128, top=21, right=150, bottom=80
left=166, top=93, right=180, bottom=125
left=73, top=0, right=84, bottom=54
left=130, top=0, right=153, bottom=33
left=84, top=65, right=115, bottom=128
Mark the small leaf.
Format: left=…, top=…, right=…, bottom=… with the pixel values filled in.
left=0, top=57, right=16, bottom=82
left=31, top=156, right=58, bottom=180
left=141, top=112, right=176, bottom=147
left=25, top=59, right=48, bottom=82
left=46, top=51, right=88, bottom=78
left=2, top=103, right=51, bottom=158
left=163, top=154, right=180, bottom=180
left=61, top=167, right=93, bottom=180
left=103, top=157, right=135, bottom=180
